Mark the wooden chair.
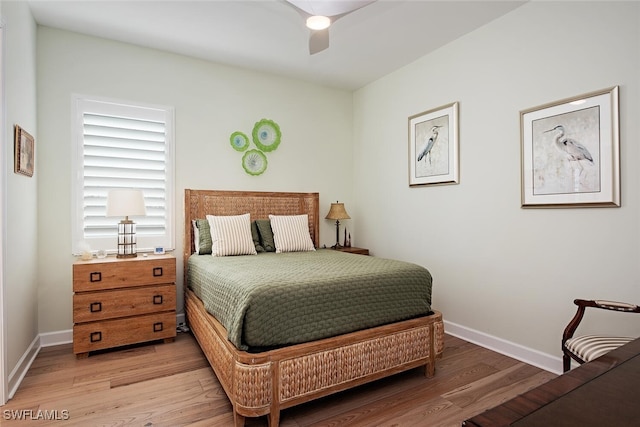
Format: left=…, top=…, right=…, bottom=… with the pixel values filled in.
left=562, top=299, right=639, bottom=372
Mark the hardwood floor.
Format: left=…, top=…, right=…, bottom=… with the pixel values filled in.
left=2, top=332, right=556, bottom=426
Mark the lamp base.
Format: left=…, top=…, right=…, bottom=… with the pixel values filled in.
left=117, top=219, right=138, bottom=258
left=331, top=220, right=344, bottom=250
left=116, top=253, right=138, bottom=259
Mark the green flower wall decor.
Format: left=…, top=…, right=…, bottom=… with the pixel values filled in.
left=229, top=119, right=281, bottom=176
left=229, top=131, right=249, bottom=152
left=242, top=149, right=268, bottom=176
left=252, top=119, right=281, bottom=152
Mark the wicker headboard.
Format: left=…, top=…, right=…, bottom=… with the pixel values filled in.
left=184, top=189, right=320, bottom=273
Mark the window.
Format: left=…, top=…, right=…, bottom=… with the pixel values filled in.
left=72, top=95, right=174, bottom=255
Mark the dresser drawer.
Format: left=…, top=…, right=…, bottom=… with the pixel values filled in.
left=73, top=256, right=176, bottom=292
left=73, top=312, right=176, bottom=354
left=73, top=284, right=176, bottom=323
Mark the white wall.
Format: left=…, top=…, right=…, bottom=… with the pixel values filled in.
left=36, top=27, right=354, bottom=333
left=2, top=0, right=39, bottom=389
left=353, top=1, right=640, bottom=365
left=15, top=0, right=639, bottom=381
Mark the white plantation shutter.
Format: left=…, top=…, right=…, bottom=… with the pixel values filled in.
left=72, top=96, right=174, bottom=255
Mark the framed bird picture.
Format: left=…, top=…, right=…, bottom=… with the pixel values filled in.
left=520, top=86, right=620, bottom=208
left=408, top=101, right=459, bottom=186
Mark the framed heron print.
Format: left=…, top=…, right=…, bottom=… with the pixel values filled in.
left=520, top=86, right=620, bottom=208
left=409, top=102, right=459, bottom=186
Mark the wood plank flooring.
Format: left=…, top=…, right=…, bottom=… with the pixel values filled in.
left=1, top=332, right=556, bottom=426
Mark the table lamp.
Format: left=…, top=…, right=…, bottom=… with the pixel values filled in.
left=325, top=201, right=350, bottom=249
left=106, top=189, right=147, bottom=258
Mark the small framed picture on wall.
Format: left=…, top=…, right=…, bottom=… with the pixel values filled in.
left=14, top=124, right=35, bottom=177
left=408, top=102, right=459, bottom=187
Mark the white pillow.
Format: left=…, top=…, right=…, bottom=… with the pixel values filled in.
left=206, top=213, right=257, bottom=257
left=192, top=220, right=200, bottom=253
left=269, top=214, right=316, bottom=253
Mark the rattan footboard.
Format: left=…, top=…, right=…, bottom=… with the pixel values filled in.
left=186, top=287, right=444, bottom=426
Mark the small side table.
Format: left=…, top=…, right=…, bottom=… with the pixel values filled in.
left=333, top=246, right=369, bottom=256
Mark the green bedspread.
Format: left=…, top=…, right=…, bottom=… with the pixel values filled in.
left=188, top=249, right=433, bottom=351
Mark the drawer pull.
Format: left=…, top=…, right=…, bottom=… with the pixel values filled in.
left=153, top=295, right=163, bottom=305
left=153, top=267, right=163, bottom=277
left=90, top=302, right=102, bottom=312
left=153, top=322, right=164, bottom=332
left=90, top=332, right=102, bottom=343
left=90, top=272, right=102, bottom=282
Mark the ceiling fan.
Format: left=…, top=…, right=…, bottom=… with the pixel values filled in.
left=284, top=0, right=376, bottom=55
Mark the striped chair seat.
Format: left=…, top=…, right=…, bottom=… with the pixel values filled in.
left=562, top=299, right=639, bottom=372
left=564, top=335, right=634, bottom=363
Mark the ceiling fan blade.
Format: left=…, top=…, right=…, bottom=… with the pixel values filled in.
left=309, top=28, right=329, bottom=55
left=284, top=0, right=310, bottom=19
left=284, top=0, right=376, bottom=55
left=286, top=1, right=376, bottom=18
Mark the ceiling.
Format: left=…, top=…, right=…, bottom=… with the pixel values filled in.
left=27, top=0, right=526, bottom=91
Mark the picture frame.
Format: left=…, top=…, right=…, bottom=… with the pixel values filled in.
left=154, top=246, right=165, bottom=255
left=520, top=86, right=620, bottom=208
left=14, top=125, right=35, bottom=177
left=408, top=101, right=459, bottom=186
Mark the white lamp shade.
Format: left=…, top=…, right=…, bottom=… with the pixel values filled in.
left=106, top=189, right=147, bottom=217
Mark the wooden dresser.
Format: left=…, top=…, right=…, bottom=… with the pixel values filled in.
left=463, top=337, right=640, bottom=426
left=73, top=254, right=177, bottom=357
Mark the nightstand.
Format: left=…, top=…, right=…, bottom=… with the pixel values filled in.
left=72, top=254, right=177, bottom=357
left=334, top=246, right=369, bottom=255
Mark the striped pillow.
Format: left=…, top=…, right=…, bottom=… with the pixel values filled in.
left=269, top=214, right=316, bottom=253
left=206, top=213, right=257, bottom=257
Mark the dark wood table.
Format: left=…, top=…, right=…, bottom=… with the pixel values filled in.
left=463, top=337, right=640, bottom=427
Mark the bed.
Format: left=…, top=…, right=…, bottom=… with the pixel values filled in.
left=183, top=189, right=444, bottom=426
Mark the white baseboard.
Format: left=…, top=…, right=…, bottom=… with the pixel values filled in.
left=8, top=335, right=40, bottom=399
left=40, top=329, right=73, bottom=347
left=444, top=320, right=563, bottom=375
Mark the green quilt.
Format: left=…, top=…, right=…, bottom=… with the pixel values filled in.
left=188, top=249, right=433, bottom=351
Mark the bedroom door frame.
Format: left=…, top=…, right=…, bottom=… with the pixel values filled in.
left=0, top=21, right=7, bottom=406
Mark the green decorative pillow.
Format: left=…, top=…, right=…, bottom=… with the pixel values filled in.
left=195, top=218, right=212, bottom=255
left=251, top=221, right=265, bottom=253
left=255, top=219, right=276, bottom=252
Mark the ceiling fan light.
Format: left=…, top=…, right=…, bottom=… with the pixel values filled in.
left=306, top=15, right=331, bottom=30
